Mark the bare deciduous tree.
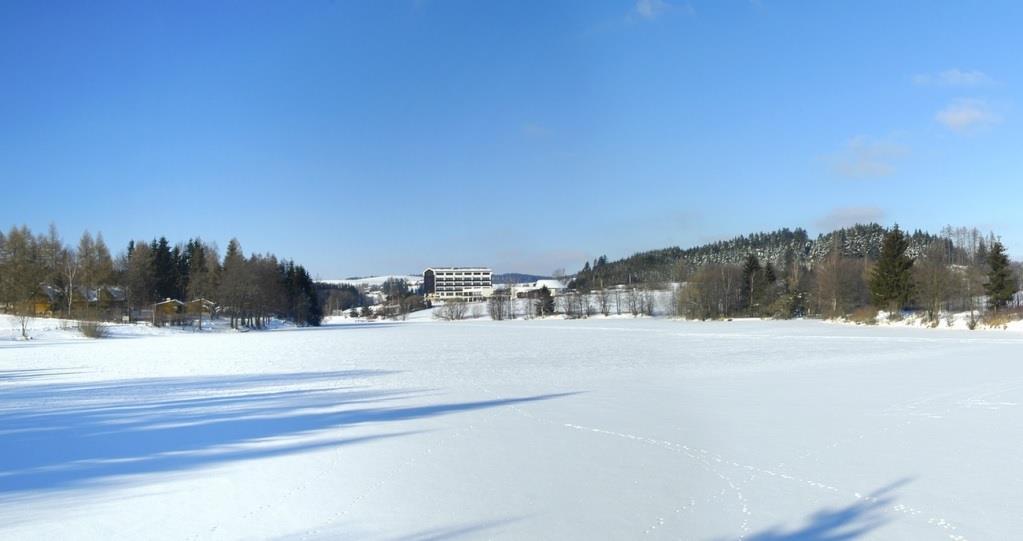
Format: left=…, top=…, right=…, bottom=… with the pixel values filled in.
left=435, top=300, right=469, bottom=320
left=0, top=226, right=44, bottom=338
left=597, top=288, right=611, bottom=316
left=915, top=241, right=954, bottom=322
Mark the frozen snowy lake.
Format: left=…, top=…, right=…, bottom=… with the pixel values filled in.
left=2, top=318, right=1022, bottom=540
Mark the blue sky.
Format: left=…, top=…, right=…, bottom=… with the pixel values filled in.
left=2, top=1, right=1021, bottom=277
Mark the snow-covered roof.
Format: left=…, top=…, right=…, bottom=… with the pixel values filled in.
left=105, top=286, right=126, bottom=302
left=511, top=280, right=567, bottom=292
left=153, top=298, right=185, bottom=306
left=424, top=267, right=492, bottom=273
left=187, top=298, right=217, bottom=306
left=76, top=286, right=99, bottom=303
left=38, top=285, right=62, bottom=302
left=533, top=279, right=567, bottom=289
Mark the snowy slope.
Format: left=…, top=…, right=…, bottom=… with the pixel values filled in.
left=2, top=319, right=1023, bottom=539
left=0, top=314, right=186, bottom=342
left=318, top=275, right=422, bottom=288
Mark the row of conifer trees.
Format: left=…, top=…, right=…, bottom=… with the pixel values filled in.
left=0, top=224, right=322, bottom=332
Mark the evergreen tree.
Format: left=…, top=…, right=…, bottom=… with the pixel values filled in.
left=123, top=240, right=156, bottom=314
left=219, top=239, right=247, bottom=328
left=535, top=286, right=555, bottom=317
left=186, top=239, right=219, bottom=301
left=381, top=277, right=409, bottom=301
left=975, top=238, right=989, bottom=266
left=869, top=225, right=915, bottom=313
left=984, top=241, right=1016, bottom=311
left=294, top=264, right=322, bottom=325
left=152, top=237, right=177, bottom=300
left=740, top=253, right=763, bottom=314
left=173, top=244, right=190, bottom=300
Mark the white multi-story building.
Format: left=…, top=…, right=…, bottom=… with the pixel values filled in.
left=423, top=267, right=494, bottom=301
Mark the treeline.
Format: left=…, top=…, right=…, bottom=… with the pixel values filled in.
left=372, top=277, right=427, bottom=320
left=0, top=223, right=322, bottom=333
left=319, top=283, right=367, bottom=315
left=571, top=223, right=945, bottom=291
left=564, top=224, right=1020, bottom=323
left=676, top=226, right=1020, bottom=323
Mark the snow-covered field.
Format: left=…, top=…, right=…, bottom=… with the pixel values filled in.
left=3, top=316, right=1023, bottom=540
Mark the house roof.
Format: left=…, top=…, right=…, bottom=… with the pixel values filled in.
left=76, top=286, right=99, bottom=303
left=187, top=298, right=217, bottom=306
left=69, top=285, right=128, bottom=302
left=153, top=298, right=185, bottom=306
left=37, top=285, right=62, bottom=302
left=424, top=267, right=492, bottom=273
left=104, top=286, right=126, bottom=302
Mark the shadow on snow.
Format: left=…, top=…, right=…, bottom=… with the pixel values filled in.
left=739, top=478, right=911, bottom=541
left=0, top=368, right=577, bottom=500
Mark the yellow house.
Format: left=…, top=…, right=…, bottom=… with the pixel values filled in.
left=185, top=298, right=216, bottom=315
left=30, top=286, right=62, bottom=316
left=152, top=298, right=185, bottom=326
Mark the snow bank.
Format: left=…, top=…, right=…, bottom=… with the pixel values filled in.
left=829, top=310, right=1023, bottom=333
left=0, top=314, right=296, bottom=342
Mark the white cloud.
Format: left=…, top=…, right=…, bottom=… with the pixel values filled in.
left=828, top=136, right=908, bottom=179
left=631, top=0, right=692, bottom=20
left=935, top=99, right=1000, bottom=133
left=634, top=0, right=668, bottom=19
left=913, top=69, right=992, bottom=87
left=815, top=207, right=886, bottom=231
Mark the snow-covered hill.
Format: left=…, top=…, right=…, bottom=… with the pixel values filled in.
left=318, top=275, right=422, bottom=288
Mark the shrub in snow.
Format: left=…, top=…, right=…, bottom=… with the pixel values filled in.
left=848, top=306, right=878, bottom=326
left=79, top=321, right=108, bottom=338
left=435, top=301, right=469, bottom=321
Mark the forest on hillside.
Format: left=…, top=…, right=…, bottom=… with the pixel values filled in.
left=569, top=224, right=1021, bottom=323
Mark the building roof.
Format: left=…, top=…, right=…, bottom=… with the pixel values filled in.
left=36, top=285, right=62, bottom=302
left=76, top=285, right=99, bottom=303
left=424, top=267, right=492, bottom=273
left=153, top=298, right=185, bottom=306
left=511, top=280, right=567, bottom=292
left=187, top=298, right=217, bottom=306
left=71, top=285, right=127, bottom=303
left=105, top=286, right=127, bottom=302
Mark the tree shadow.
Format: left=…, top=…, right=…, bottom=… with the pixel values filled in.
left=388, top=516, right=525, bottom=540
left=739, top=478, right=911, bottom=541
left=284, top=322, right=405, bottom=332
left=0, top=369, right=577, bottom=500
left=0, top=368, right=85, bottom=381
left=275, top=516, right=524, bottom=541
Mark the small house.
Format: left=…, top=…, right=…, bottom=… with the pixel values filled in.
left=31, top=285, right=63, bottom=316
left=512, top=279, right=568, bottom=299
left=186, top=298, right=216, bottom=315
left=71, top=286, right=128, bottom=320
left=186, top=298, right=217, bottom=327
left=152, top=298, right=186, bottom=327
